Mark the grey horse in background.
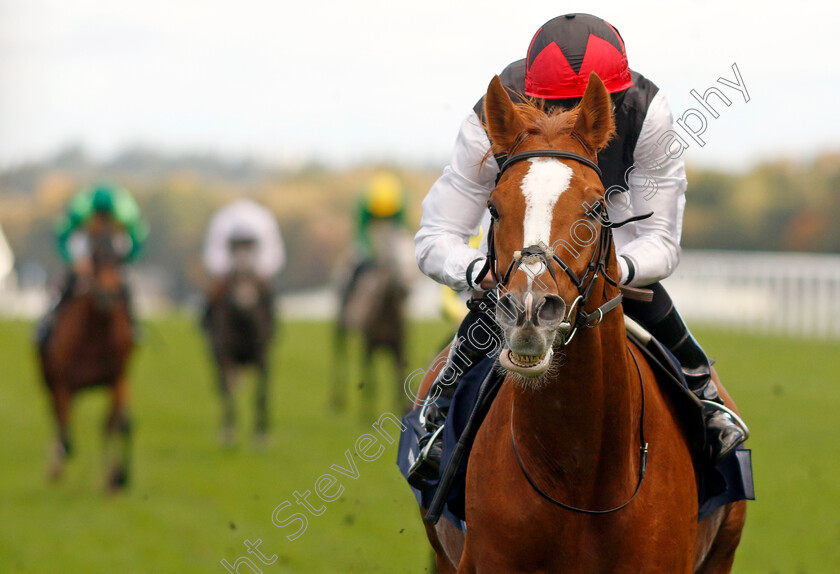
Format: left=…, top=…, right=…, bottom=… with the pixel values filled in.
left=332, top=222, right=415, bottom=419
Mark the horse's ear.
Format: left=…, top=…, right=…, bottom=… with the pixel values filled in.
left=572, top=72, right=615, bottom=153
left=484, top=75, right=525, bottom=154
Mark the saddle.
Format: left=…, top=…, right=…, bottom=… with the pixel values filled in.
left=397, top=317, right=754, bottom=529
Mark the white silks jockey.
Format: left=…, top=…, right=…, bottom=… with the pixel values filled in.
left=203, top=199, right=286, bottom=280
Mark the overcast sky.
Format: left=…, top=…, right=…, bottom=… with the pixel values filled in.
left=1, top=0, right=838, bottom=170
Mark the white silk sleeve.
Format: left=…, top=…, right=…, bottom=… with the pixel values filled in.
left=611, top=91, right=687, bottom=287
left=415, top=113, right=499, bottom=291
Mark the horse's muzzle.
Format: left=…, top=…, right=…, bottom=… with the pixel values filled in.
left=495, top=291, right=565, bottom=379
left=495, top=291, right=566, bottom=329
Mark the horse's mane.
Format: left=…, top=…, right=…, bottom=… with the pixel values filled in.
left=483, top=99, right=582, bottom=163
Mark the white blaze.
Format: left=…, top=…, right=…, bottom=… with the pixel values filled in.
left=520, top=158, right=573, bottom=278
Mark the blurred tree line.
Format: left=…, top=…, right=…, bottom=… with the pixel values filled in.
left=1, top=146, right=839, bottom=303
left=0, top=146, right=435, bottom=302
left=683, top=154, right=840, bottom=252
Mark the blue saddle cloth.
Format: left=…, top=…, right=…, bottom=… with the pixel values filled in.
left=397, top=346, right=754, bottom=529
left=397, top=355, right=497, bottom=530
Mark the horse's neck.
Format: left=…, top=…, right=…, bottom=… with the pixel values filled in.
left=51, top=294, right=120, bottom=352
left=512, top=308, right=640, bottom=495
left=219, top=271, right=252, bottom=294
left=57, top=294, right=91, bottom=326
left=229, top=268, right=255, bottom=281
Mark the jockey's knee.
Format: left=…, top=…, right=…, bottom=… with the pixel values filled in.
left=621, top=282, right=673, bottom=328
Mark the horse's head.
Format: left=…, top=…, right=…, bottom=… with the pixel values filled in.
left=85, top=215, right=126, bottom=312
left=219, top=234, right=264, bottom=310
left=367, top=221, right=416, bottom=290
left=228, top=234, right=259, bottom=275
left=483, top=73, right=617, bottom=382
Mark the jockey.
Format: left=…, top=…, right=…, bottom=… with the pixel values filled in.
left=201, top=198, right=285, bottom=322
left=440, top=230, right=485, bottom=327
left=339, top=172, right=409, bottom=308
left=37, top=183, right=148, bottom=345
left=409, top=13, right=746, bottom=486
left=203, top=198, right=285, bottom=279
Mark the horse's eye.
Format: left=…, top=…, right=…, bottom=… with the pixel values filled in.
left=488, top=203, right=500, bottom=220
left=586, top=200, right=603, bottom=220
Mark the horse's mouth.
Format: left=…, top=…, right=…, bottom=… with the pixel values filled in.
left=500, top=347, right=553, bottom=377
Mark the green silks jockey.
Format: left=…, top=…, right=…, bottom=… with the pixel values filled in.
left=55, top=184, right=148, bottom=264
left=37, top=183, right=148, bottom=346
left=354, top=172, right=408, bottom=259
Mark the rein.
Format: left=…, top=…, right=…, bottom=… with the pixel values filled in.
left=510, top=344, right=648, bottom=514
left=490, top=149, right=653, bottom=513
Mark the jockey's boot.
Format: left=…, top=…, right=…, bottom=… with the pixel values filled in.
left=407, top=338, right=474, bottom=490
left=649, top=306, right=747, bottom=466
left=122, top=284, right=142, bottom=343
left=407, top=303, right=499, bottom=490
left=36, top=273, right=76, bottom=349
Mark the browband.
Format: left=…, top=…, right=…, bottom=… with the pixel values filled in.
left=496, top=149, right=602, bottom=184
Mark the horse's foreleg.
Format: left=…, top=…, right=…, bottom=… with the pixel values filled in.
left=254, top=356, right=270, bottom=445
left=360, top=343, right=377, bottom=422
left=420, top=508, right=463, bottom=574
left=330, top=325, right=348, bottom=411
left=695, top=501, right=746, bottom=574
left=217, top=363, right=237, bottom=447
left=392, top=343, right=409, bottom=414
left=47, top=385, right=72, bottom=481
left=104, top=376, right=131, bottom=492
left=392, top=329, right=413, bottom=413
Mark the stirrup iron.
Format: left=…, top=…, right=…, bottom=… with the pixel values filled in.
left=700, top=400, right=750, bottom=441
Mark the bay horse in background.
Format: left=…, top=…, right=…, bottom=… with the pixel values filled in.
left=415, top=75, right=746, bottom=573
left=204, top=236, right=276, bottom=446
left=332, top=221, right=414, bottom=419
left=37, top=219, right=134, bottom=491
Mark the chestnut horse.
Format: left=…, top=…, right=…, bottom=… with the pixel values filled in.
left=38, top=222, right=134, bottom=491
left=415, top=74, right=746, bottom=573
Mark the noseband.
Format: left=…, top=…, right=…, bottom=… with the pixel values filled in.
left=479, top=149, right=651, bottom=345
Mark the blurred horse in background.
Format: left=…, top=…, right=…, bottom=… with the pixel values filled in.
left=332, top=221, right=414, bottom=418
left=37, top=220, right=134, bottom=491
left=203, top=236, right=276, bottom=446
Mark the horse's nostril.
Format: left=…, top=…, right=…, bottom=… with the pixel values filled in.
left=537, top=294, right=566, bottom=325
left=495, top=293, right=524, bottom=327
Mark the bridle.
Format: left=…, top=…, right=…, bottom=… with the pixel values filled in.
left=81, top=227, right=126, bottom=311
left=476, top=149, right=651, bottom=345
left=483, top=148, right=652, bottom=514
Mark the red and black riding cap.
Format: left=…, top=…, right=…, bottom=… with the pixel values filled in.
left=525, top=13, right=633, bottom=99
